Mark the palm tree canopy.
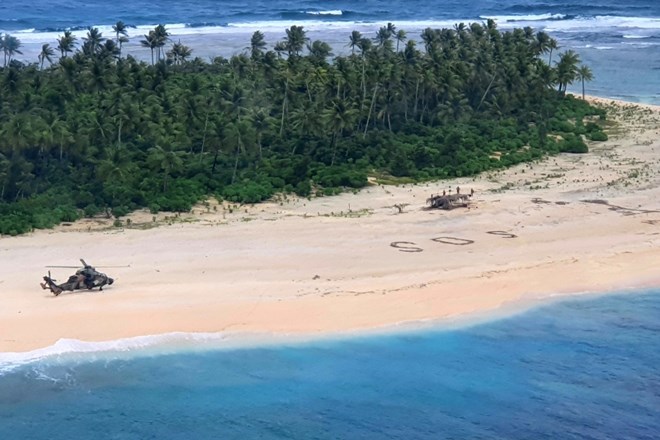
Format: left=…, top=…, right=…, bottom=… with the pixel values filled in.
left=113, top=21, right=129, bottom=38
left=249, top=31, right=267, bottom=53
left=1, top=34, right=23, bottom=66
left=576, top=64, right=594, bottom=82
left=38, top=43, right=55, bottom=68
left=0, top=22, right=607, bottom=233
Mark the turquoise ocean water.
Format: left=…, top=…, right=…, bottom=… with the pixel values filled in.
left=1, top=290, right=659, bottom=438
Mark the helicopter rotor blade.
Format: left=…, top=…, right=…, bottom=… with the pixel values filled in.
left=45, top=264, right=131, bottom=268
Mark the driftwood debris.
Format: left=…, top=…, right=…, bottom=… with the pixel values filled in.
left=393, top=203, right=409, bottom=214
left=426, top=187, right=474, bottom=210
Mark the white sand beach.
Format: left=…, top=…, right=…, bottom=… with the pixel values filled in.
left=1, top=97, right=659, bottom=353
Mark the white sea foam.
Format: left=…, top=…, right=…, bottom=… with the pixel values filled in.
left=2, top=15, right=659, bottom=43
left=622, top=41, right=659, bottom=47
left=0, top=332, right=235, bottom=375
left=583, top=44, right=615, bottom=50
left=307, top=10, right=343, bottom=16
left=0, top=331, right=321, bottom=375
left=544, top=16, right=660, bottom=33
left=480, top=13, right=567, bottom=22
left=622, top=34, right=651, bottom=39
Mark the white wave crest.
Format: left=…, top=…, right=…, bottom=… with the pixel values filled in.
left=0, top=332, right=236, bottom=375
left=3, top=15, right=660, bottom=46
left=623, top=34, right=651, bottom=39
left=544, top=16, right=660, bottom=33
left=307, top=10, right=343, bottom=16
left=0, top=330, right=319, bottom=375
left=481, top=13, right=567, bottom=22
left=584, top=44, right=615, bottom=50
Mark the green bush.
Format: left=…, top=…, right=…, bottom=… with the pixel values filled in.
left=84, top=204, right=100, bottom=217
left=558, top=134, right=589, bottom=153
left=221, top=180, right=275, bottom=203
left=313, top=166, right=368, bottom=188
left=295, top=180, right=311, bottom=197
left=589, top=131, right=608, bottom=141
left=112, top=205, right=130, bottom=217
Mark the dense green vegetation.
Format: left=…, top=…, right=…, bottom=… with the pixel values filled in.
left=0, top=21, right=605, bottom=235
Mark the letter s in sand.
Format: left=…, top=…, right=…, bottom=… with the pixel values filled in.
left=390, top=241, right=423, bottom=253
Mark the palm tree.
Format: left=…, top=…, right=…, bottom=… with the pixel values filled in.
left=0, top=34, right=5, bottom=66
left=1, top=34, right=23, bottom=67
left=386, top=23, right=397, bottom=40
left=113, top=21, right=128, bottom=44
left=547, top=38, right=558, bottom=65
left=112, top=21, right=129, bottom=56
left=307, top=40, right=332, bottom=65
left=83, top=27, right=105, bottom=56
left=534, top=31, right=551, bottom=58
left=0, top=34, right=6, bottom=67
left=0, top=153, right=10, bottom=200
left=555, top=50, right=580, bottom=93
left=420, top=28, right=438, bottom=53
left=97, top=147, right=136, bottom=203
left=231, top=122, right=251, bottom=184
left=147, top=143, right=184, bottom=192
left=576, top=64, right=593, bottom=99
left=47, top=116, right=73, bottom=161
left=247, top=108, right=272, bottom=161
left=249, top=31, right=267, bottom=61
left=283, top=25, right=307, bottom=58
left=395, top=30, right=407, bottom=52
left=101, top=39, right=121, bottom=60
left=323, top=99, right=358, bottom=165
left=38, top=44, right=55, bottom=69
left=375, top=26, right=391, bottom=47
left=167, top=41, right=193, bottom=65
left=56, top=30, right=77, bottom=58
left=140, top=32, right=158, bottom=65
left=347, top=30, right=362, bottom=55
left=153, top=24, right=170, bottom=62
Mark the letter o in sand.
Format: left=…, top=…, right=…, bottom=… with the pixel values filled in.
left=486, top=230, right=517, bottom=239
left=431, top=237, right=474, bottom=246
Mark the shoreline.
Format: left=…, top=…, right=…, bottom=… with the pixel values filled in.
left=1, top=96, right=660, bottom=353
left=2, top=285, right=657, bottom=368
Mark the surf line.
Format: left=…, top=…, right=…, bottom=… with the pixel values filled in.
left=390, top=230, right=517, bottom=252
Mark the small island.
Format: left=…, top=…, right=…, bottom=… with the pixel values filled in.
left=1, top=21, right=603, bottom=234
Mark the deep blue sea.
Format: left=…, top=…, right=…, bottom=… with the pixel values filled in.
left=1, top=0, right=659, bottom=104
left=1, top=290, right=660, bottom=439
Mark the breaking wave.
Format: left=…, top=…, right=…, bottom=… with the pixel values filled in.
left=307, top=10, right=344, bottom=16
left=480, top=13, right=570, bottom=22
left=0, top=332, right=283, bottom=375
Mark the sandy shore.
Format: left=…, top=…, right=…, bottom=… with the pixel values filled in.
left=1, top=97, right=660, bottom=353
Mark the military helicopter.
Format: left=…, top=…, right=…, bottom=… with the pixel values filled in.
left=41, top=259, right=121, bottom=296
